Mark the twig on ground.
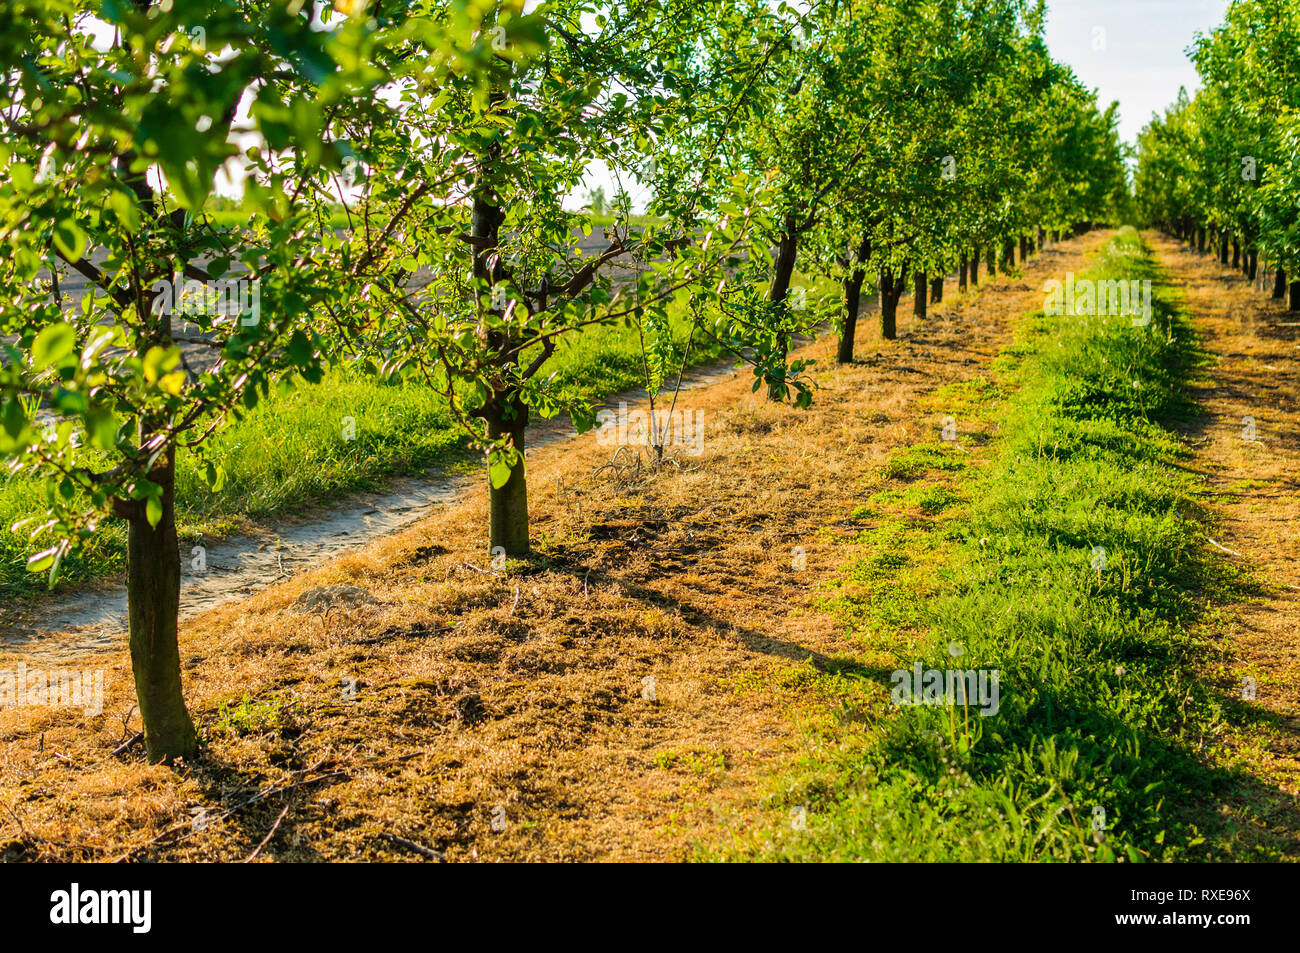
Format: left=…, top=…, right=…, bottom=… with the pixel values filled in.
left=113, top=731, right=144, bottom=757
left=244, top=803, right=292, bottom=863
left=378, top=832, right=443, bottom=861
left=1207, top=536, right=1244, bottom=558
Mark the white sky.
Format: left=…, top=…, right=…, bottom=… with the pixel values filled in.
left=1043, top=0, right=1232, bottom=148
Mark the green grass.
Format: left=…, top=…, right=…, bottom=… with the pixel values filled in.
left=719, top=228, right=1294, bottom=861
left=0, top=298, right=725, bottom=602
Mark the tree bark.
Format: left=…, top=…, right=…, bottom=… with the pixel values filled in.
left=1273, top=268, right=1287, bottom=299
left=930, top=275, right=943, bottom=304
left=126, top=454, right=197, bottom=764
left=1291, top=281, right=1300, bottom=312
left=913, top=271, right=927, bottom=319
left=969, top=248, right=979, bottom=287
left=1248, top=249, right=1257, bottom=280
left=486, top=402, right=529, bottom=556
left=1037, top=225, right=1046, bottom=249
left=1019, top=234, right=1029, bottom=262
left=766, top=213, right=799, bottom=401
left=958, top=255, right=968, bottom=291
left=985, top=244, right=996, bottom=275
left=1232, top=239, right=1240, bottom=269
left=880, top=264, right=906, bottom=340
left=468, top=112, right=529, bottom=556
left=838, top=235, right=869, bottom=364
left=1001, top=240, right=1014, bottom=274
left=1219, top=234, right=1230, bottom=265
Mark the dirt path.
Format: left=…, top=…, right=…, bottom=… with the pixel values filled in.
left=0, top=232, right=1110, bottom=862
left=1147, top=232, right=1300, bottom=797
left=0, top=361, right=739, bottom=661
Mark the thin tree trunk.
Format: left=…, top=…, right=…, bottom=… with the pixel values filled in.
left=930, top=275, right=943, bottom=304
left=1273, top=268, right=1286, bottom=299
left=838, top=235, right=869, bottom=364
left=1019, top=234, right=1029, bottom=262
left=1248, top=249, right=1257, bottom=280
left=958, top=255, right=968, bottom=291
left=1291, top=281, right=1300, bottom=312
left=469, top=114, right=529, bottom=556
left=1219, top=234, right=1230, bottom=265
left=880, top=264, right=907, bottom=340
left=914, top=271, right=927, bottom=319
left=487, top=403, right=529, bottom=555
left=985, top=244, right=996, bottom=274
left=1232, top=239, right=1240, bottom=269
left=766, top=213, right=799, bottom=401
left=126, top=453, right=197, bottom=764
left=969, top=248, right=979, bottom=287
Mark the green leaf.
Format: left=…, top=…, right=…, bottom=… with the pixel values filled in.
left=26, top=545, right=59, bottom=574
left=107, top=190, right=140, bottom=231
left=52, top=218, right=88, bottom=262
left=146, top=494, right=163, bottom=528
left=2, top=398, right=27, bottom=439
left=204, top=462, right=228, bottom=493
left=489, top=456, right=513, bottom=489
left=32, top=322, right=76, bottom=370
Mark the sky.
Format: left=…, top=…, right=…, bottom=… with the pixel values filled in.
left=1042, top=0, right=1232, bottom=148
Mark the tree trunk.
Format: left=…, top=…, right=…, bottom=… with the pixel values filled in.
left=1001, top=240, right=1014, bottom=274
left=126, top=454, right=197, bottom=764
left=468, top=112, right=530, bottom=557
left=913, top=271, right=927, bottom=319
left=1232, top=239, right=1240, bottom=269
left=1219, top=234, right=1229, bottom=265
left=969, top=248, right=979, bottom=287
left=985, top=244, right=996, bottom=274
left=930, top=275, right=943, bottom=304
left=958, top=255, right=968, bottom=291
left=1037, top=225, right=1046, bottom=249
left=1291, top=281, right=1300, bottom=312
left=1273, top=268, right=1286, bottom=299
left=838, top=235, right=869, bottom=364
left=766, top=214, right=799, bottom=401
left=1247, top=249, right=1257, bottom=280
left=1019, top=234, right=1029, bottom=262
left=880, top=265, right=906, bottom=340
left=1197, top=227, right=1206, bottom=253
left=487, top=402, right=529, bottom=556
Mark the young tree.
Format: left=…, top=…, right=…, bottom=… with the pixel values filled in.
left=336, top=0, right=768, bottom=557
left=0, top=1, right=393, bottom=761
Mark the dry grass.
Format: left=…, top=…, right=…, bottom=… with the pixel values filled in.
left=0, top=232, right=1109, bottom=862
left=1151, top=233, right=1300, bottom=797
